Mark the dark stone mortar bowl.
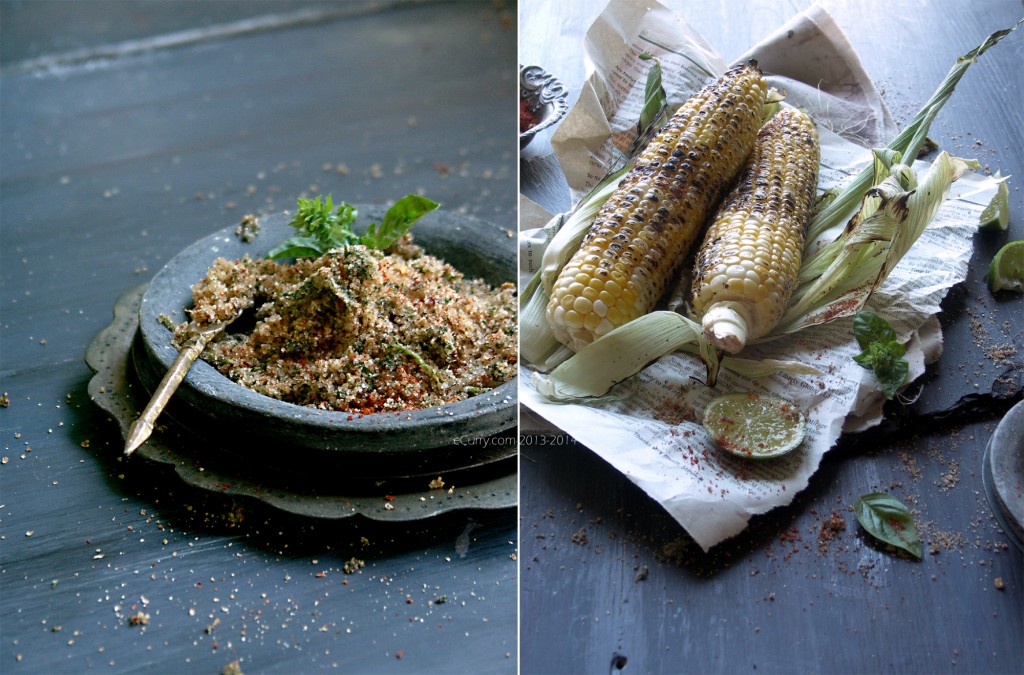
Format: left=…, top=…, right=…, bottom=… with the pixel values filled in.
left=133, top=207, right=517, bottom=481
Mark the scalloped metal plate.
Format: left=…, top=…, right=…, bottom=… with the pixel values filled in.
left=86, top=285, right=516, bottom=521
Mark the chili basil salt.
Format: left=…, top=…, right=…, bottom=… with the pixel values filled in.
left=170, top=237, right=517, bottom=413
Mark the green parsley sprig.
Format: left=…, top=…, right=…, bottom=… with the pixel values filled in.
left=267, top=194, right=439, bottom=260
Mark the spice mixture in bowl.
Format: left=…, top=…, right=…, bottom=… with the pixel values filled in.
left=133, top=206, right=517, bottom=479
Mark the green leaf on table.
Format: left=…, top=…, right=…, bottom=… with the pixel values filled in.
left=359, top=194, right=439, bottom=250
left=265, top=236, right=332, bottom=260
left=852, top=311, right=908, bottom=400
left=854, top=492, right=922, bottom=559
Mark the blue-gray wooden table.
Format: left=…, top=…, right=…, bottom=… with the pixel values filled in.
left=1, top=2, right=517, bottom=672
left=519, top=1, right=1023, bottom=673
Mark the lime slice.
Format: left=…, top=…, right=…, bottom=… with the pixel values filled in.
left=988, top=240, right=1024, bottom=293
left=978, top=173, right=1009, bottom=231
left=702, top=393, right=806, bottom=459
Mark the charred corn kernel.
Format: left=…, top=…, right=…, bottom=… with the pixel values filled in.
left=691, top=107, right=820, bottom=353
left=546, top=62, right=767, bottom=350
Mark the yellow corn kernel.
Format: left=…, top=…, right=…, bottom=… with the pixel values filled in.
left=691, top=107, right=820, bottom=353
left=546, top=61, right=768, bottom=350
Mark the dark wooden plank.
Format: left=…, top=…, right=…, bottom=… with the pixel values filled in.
left=0, top=2, right=417, bottom=66
left=522, top=416, right=1023, bottom=674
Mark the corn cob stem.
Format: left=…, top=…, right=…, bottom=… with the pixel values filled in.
left=699, top=304, right=753, bottom=354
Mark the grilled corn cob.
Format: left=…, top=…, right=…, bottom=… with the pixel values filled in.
left=545, top=61, right=768, bottom=350
left=691, top=107, right=820, bottom=353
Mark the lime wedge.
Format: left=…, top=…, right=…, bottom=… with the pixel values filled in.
left=988, top=240, right=1024, bottom=293
left=703, top=393, right=806, bottom=459
left=979, top=173, right=1009, bottom=231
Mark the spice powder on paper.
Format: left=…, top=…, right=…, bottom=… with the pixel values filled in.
left=171, top=236, right=516, bottom=413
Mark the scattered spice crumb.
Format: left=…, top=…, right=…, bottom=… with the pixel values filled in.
left=936, top=459, right=960, bottom=491
left=0, top=392, right=9, bottom=407
left=817, top=511, right=846, bottom=554
left=653, top=395, right=695, bottom=425
left=222, top=660, right=244, bottom=675
left=924, top=524, right=967, bottom=555
left=898, top=451, right=923, bottom=480
left=994, top=577, right=1005, bottom=591
left=128, top=611, right=149, bottom=627
left=235, top=214, right=260, bottom=243
left=342, top=558, right=365, bottom=574
left=571, top=528, right=588, bottom=545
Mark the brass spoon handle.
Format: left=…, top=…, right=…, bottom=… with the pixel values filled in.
left=124, top=322, right=227, bottom=456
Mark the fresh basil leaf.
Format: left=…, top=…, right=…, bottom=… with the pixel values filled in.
left=852, top=311, right=908, bottom=400
left=854, top=492, right=922, bottom=559
left=853, top=344, right=907, bottom=400
left=272, top=193, right=437, bottom=259
left=853, top=311, right=898, bottom=350
left=853, top=347, right=874, bottom=368
left=876, top=352, right=909, bottom=400
left=360, top=195, right=439, bottom=250
left=267, top=236, right=329, bottom=260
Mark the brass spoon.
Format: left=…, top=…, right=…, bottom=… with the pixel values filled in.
left=124, top=321, right=227, bottom=456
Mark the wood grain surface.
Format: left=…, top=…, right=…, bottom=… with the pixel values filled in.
left=519, top=1, right=1022, bottom=673
left=1, top=2, right=517, bottom=672
left=2, top=0, right=1022, bottom=672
